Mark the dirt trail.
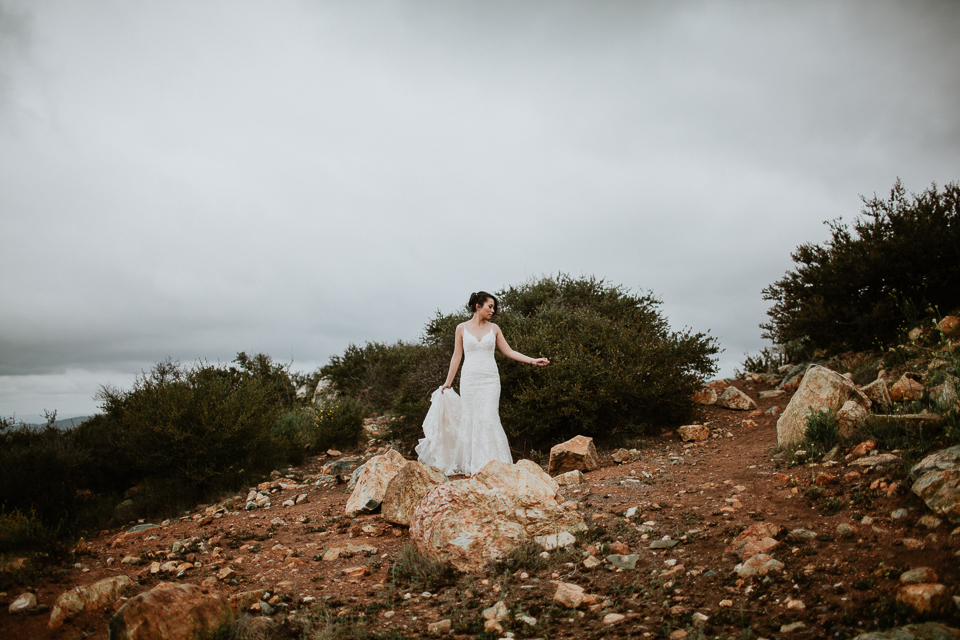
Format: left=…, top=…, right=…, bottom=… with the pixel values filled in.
left=3, top=380, right=958, bottom=639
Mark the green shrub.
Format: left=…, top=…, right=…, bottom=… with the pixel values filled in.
left=0, top=509, right=51, bottom=554
left=804, top=409, right=840, bottom=455
left=762, top=180, right=960, bottom=352
left=321, top=342, right=431, bottom=413
left=312, top=397, right=366, bottom=451
left=274, top=409, right=314, bottom=466
left=390, top=544, right=459, bottom=591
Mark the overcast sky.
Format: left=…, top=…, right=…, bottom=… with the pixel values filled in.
left=2, top=1, right=959, bottom=422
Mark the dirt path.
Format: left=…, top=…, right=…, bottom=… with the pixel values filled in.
left=3, top=380, right=958, bottom=639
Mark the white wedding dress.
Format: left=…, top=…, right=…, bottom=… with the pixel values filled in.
left=416, top=325, right=514, bottom=475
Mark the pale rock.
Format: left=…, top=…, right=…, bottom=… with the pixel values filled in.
left=918, top=515, right=942, bottom=529
left=583, top=556, right=603, bottom=569
left=837, top=523, right=856, bottom=538
left=719, top=599, right=733, bottom=608
left=535, top=530, right=576, bottom=550
left=717, top=386, right=758, bottom=411
left=900, top=567, right=938, bottom=584
left=427, top=619, right=452, bottom=635
left=837, top=400, right=870, bottom=437
left=781, top=621, right=806, bottom=633
left=849, top=453, right=901, bottom=469
left=553, top=582, right=593, bottom=608
left=49, top=575, right=135, bottom=629
left=861, top=378, right=892, bottom=408
left=345, top=450, right=409, bottom=517
left=910, top=446, right=960, bottom=523
left=692, top=612, right=709, bottom=625
left=109, top=584, right=230, bottom=640
left=786, top=528, right=817, bottom=542
left=931, top=375, right=960, bottom=412
left=909, top=327, right=924, bottom=342
left=785, top=598, right=805, bottom=611
left=9, top=592, right=37, bottom=614
left=381, top=461, right=447, bottom=526
left=547, top=435, right=599, bottom=475
left=481, top=600, right=509, bottom=623
left=776, top=365, right=871, bottom=446
left=411, top=459, right=585, bottom=572
left=896, top=583, right=951, bottom=614
left=554, top=469, right=586, bottom=486
left=678, top=425, right=710, bottom=442
left=890, top=375, right=924, bottom=403
left=734, top=554, right=784, bottom=577
left=603, top=613, right=626, bottom=625
left=606, top=554, right=639, bottom=570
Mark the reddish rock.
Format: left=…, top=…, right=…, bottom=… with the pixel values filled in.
left=725, top=522, right=781, bottom=560
left=553, top=582, right=596, bottom=608
left=692, top=389, right=718, bottom=405
left=678, top=425, right=710, bottom=442
left=896, top=583, right=951, bottom=614
left=890, top=375, right=924, bottom=402
left=939, top=315, right=960, bottom=337
left=548, top=436, right=599, bottom=475
left=851, top=440, right=876, bottom=458
left=608, top=542, right=630, bottom=555
left=900, top=567, right=939, bottom=584
left=49, top=575, right=135, bottom=629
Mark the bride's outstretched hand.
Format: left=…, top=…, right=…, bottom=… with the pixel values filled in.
left=532, top=358, right=550, bottom=366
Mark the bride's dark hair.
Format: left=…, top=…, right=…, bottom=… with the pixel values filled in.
left=467, top=291, right=498, bottom=315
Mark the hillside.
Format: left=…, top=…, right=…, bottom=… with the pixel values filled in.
left=3, top=376, right=957, bottom=639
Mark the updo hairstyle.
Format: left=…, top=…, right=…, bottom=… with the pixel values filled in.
left=466, top=291, right=498, bottom=316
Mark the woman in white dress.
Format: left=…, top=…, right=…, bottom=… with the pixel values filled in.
left=417, top=291, right=549, bottom=476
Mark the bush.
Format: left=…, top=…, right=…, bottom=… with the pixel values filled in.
left=0, top=509, right=51, bottom=554
left=761, top=180, right=960, bottom=352
left=804, top=409, right=840, bottom=455
left=390, top=544, right=459, bottom=591
left=312, top=397, right=366, bottom=451
left=320, top=342, right=431, bottom=413
left=384, top=275, right=719, bottom=451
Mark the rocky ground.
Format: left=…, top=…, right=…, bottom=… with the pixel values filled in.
left=3, top=378, right=959, bottom=640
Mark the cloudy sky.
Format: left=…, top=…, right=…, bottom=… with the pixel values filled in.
left=2, top=1, right=959, bottom=422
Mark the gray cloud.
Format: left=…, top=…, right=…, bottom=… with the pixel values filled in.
left=2, top=0, right=959, bottom=419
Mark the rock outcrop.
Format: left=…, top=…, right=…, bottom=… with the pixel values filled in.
left=109, top=583, right=230, bottom=640
left=547, top=435, right=599, bottom=476
left=381, top=461, right=447, bottom=526
left=49, top=575, right=135, bottom=629
left=910, top=445, right=960, bottom=523
left=411, top=459, right=586, bottom=572
left=776, top=365, right=870, bottom=446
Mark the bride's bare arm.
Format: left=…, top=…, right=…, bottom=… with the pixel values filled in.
left=441, top=324, right=465, bottom=391
left=494, top=326, right=549, bottom=366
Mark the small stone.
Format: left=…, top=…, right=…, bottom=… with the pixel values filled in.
left=850, top=440, right=876, bottom=458
left=734, top=554, right=784, bottom=577
left=780, top=621, right=806, bottom=633
left=608, top=542, right=630, bottom=555
left=8, top=592, right=37, bottom=614
left=606, top=554, right=639, bottom=570
left=649, top=539, right=678, bottom=549
left=891, top=508, right=909, bottom=520
left=517, top=614, right=537, bottom=626
left=342, top=566, right=370, bottom=577
left=917, top=515, right=942, bottom=530
left=583, top=556, right=603, bottom=569
left=603, top=613, right=626, bottom=625
left=902, top=538, right=924, bottom=550
left=785, top=598, right=805, bottom=611
left=427, top=619, right=452, bottom=635
left=217, top=568, right=236, bottom=581
left=691, top=612, right=709, bottom=625
left=900, top=567, right=938, bottom=584
left=837, top=523, right=856, bottom=538
left=668, top=629, right=688, bottom=640
left=719, top=599, right=733, bottom=608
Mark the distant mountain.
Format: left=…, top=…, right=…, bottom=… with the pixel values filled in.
left=5, top=415, right=94, bottom=430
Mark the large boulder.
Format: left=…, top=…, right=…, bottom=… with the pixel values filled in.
left=109, top=584, right=230, bottom=640
left=776, top=365, right=871, bottom=446
left=345, top=449, right=408, bottom=518
left=411, top=459, right=586, bottom=572
left=716, top=386, right=758, bottom=411
left=910, top=446, right=960, bottom=523
left=547, top=435, right=598, bottom=476
left=49, top=575, right=135, bottom=629
left=381, top=461, right=447, bottom=526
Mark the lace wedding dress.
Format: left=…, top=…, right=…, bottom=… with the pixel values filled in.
left=416, top=326, right=514, bottom=475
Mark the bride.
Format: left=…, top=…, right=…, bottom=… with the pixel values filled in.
left=416, top=291, right=549, bottom=476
